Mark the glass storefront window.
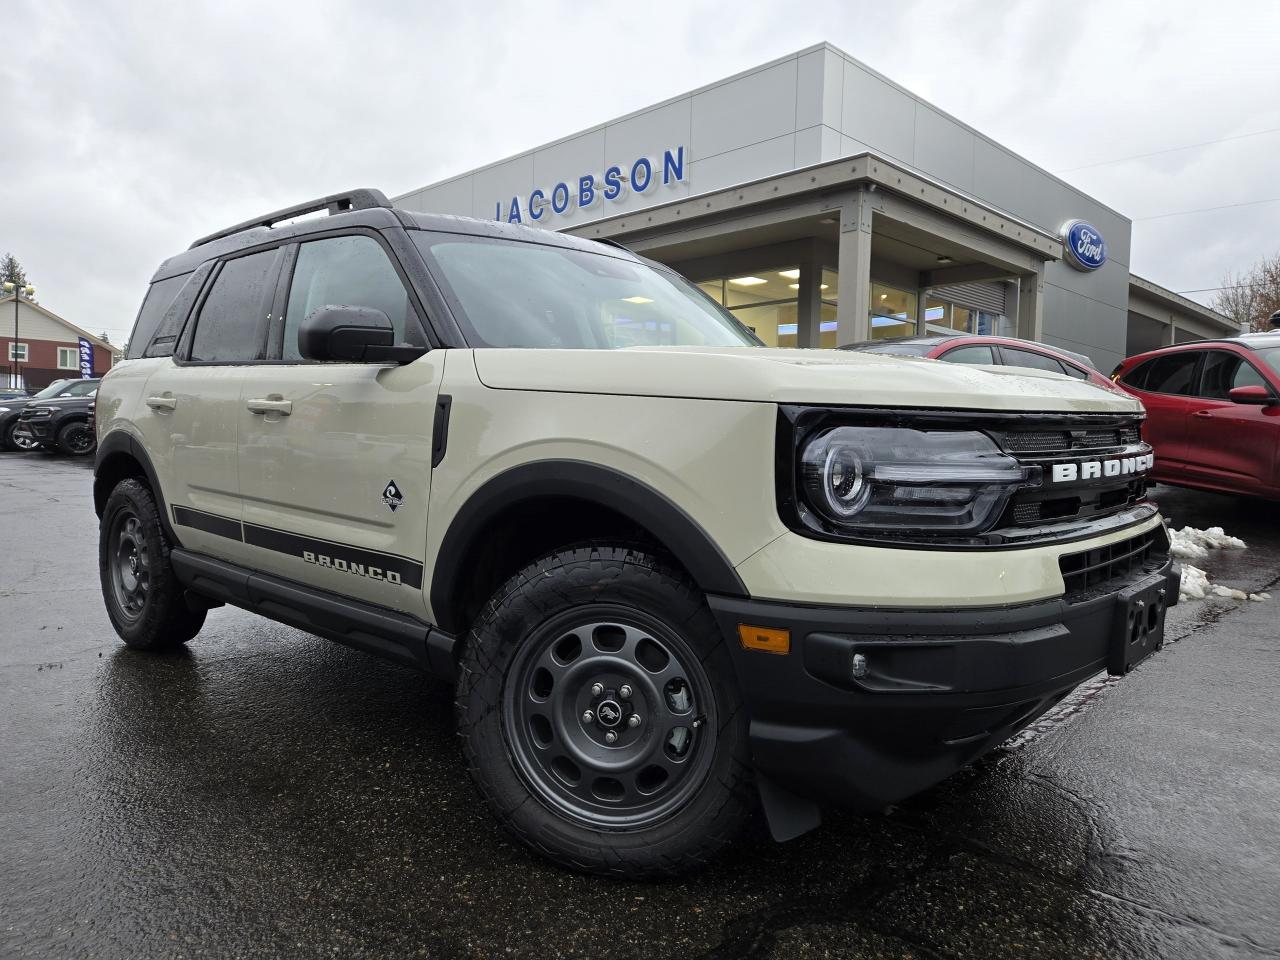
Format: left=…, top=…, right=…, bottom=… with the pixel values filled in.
left=691, top=267, right=802, bottom=347
left=696, top=279, right=725, bottom=305
left=870, top=283, right=916, bottom=340
left=734, top=302, right=799, bottom=347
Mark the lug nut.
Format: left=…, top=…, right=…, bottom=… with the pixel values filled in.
left=619, top=684, right=633, bottom=699
left=627, top=714, right=641, bottom=728
left=590, top=682, right=604, bottom=697
left=582, top=709, right=594, bottom=723
left=604, top=731, right=618, bottom=744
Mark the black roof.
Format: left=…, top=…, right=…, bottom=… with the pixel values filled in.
left=155, top=188, right=644, bottom=282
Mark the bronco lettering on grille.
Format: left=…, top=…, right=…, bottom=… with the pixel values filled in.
left=1051, top=453, right=1154, bottom=484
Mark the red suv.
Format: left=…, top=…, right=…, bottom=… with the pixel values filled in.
left=841, top=334, right=1124, bottom=393
left=1112, top=334, right=1280, bottom=499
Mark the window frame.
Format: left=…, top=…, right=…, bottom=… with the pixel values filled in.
left=7, top=342, right=28, bottom=362
left=56, top=346, right=79, bottom=370
left=267, top=227, right=430, bottom=363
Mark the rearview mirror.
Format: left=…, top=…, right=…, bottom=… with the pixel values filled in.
left=297, top=305, right=426, bottom=363
left=1227, top=384, right=1275, bottom=405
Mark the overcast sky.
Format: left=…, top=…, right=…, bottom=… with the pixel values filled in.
left=1, top=0, right=1276, bottom=346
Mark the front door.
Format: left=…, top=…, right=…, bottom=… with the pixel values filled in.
left=1182, top=349, right=1280, bottom=491
left=140, top=247, right=281, bottom=566
left=236, top=232, right=442, bottom=618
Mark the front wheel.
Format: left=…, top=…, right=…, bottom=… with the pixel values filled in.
left=457, top=544, right=755, bottom=878
left=99, top=478, right=205, bottom=650
left=4, top=422, right=38, bottom=451
left=56, top=420, right=96, bottom=456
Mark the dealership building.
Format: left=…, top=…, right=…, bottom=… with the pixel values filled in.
left=394, top=43, right=1238, bottom=373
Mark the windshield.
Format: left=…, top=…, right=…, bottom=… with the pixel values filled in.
left=31, top=380, right=71, bottom=399
left=413, top=233, right=760, bottom=349
left=1259, top=348, right=1280, bottom=376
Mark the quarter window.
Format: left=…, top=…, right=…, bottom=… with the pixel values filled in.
left=282, top=235, right=418, bottom=362
left=127, top=273, right=190, bottom=360
left=188, top=250, right=280, bottom=363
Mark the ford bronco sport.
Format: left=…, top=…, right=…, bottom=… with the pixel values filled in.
left=95, top=189, right=1177, bottom=876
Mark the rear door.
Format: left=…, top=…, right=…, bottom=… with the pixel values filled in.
left=1118, top=351, right=1205, bottom=475
left=236, top=231, right=443, bottom=618
left=138, top=247, right=282, bottom=566
left=1181, top=348, right=1280, bottom=491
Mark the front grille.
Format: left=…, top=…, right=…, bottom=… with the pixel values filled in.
left=1003, top=425, right=1140, bottom=456
left=1058, top=526, right=1169, bottom=602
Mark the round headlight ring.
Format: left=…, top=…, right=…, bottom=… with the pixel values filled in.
left=822, top=442, right=870, bottom=517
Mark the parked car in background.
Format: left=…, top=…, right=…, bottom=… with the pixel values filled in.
left=0, top=379, right=99, bottom=450
left=841, top=335, right=1124, bottom=393
left=0, top=388, right=32, bottom=402
left=1111, top=333, right=1280, bottom=499
left=12, top=379, right=100, bottom=456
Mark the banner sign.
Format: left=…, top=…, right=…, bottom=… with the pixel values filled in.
left=78, top=337, right=94, bottom=379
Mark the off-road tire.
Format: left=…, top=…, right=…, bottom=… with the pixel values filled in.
left=99, top=478, right=205, bottom=650
left=457, top=543, right=755, bottom=878
left=56, top=420, right=96, bottom=457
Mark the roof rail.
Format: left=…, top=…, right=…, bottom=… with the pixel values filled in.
left=188, top=188, right=392, bottom=250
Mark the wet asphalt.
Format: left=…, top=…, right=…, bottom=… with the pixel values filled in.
left=2, top=453, right=1280, bottom=960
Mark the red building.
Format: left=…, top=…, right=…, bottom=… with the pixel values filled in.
left=1, top=295, right=119, bottom=390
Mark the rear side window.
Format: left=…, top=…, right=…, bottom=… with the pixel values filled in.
left=1003, top=347, right=1067, bottom=375
left=1132, top=352, right=1200, bottom=395
left=126, top=274, right=189, bottom=359
left=938, top=344, right=995, bottom=365
left=188, top=250, right=280, bottom=363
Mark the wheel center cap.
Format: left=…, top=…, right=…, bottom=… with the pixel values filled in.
left=595, top=698, right=623, bottom=728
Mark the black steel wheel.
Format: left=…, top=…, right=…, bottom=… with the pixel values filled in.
left=99, top=478, right=205, bottom=650
left=458, top=543, right=755, bottom=878
left=56, top=420, right=96, bottom=456
left=504, top=610, right=716, bottom=829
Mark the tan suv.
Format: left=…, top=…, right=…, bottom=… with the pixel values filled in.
left=94, top=190, right=1178, bottom=876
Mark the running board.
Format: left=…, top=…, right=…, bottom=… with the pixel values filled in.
left=169, top=548, right=457, bottom=680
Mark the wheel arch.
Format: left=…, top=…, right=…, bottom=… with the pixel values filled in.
left=429, top=460, right=749, bottom=637
left=94, top=431, right=181, bottom=547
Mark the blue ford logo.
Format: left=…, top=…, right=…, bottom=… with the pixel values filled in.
left=1061, top=219, right=1107, bottom=271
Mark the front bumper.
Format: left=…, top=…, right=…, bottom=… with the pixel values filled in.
left=708, top=553, right=1179, bottom=812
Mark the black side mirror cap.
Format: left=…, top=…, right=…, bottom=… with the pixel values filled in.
left=297, top=305, right=426, bottom=364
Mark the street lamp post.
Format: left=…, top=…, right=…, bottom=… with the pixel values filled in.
left=3, top=281, right=36, bottom=390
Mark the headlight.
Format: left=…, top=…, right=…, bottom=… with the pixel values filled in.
left=0, top=406, right=10, bottom=413
left=799, top=427, right=1030, bottom=535
left=28, top=407, right=55, bottom=417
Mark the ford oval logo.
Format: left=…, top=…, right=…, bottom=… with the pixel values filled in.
left=1061, top=219, right=1107, bottom=271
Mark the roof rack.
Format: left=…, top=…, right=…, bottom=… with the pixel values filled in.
left=188, top=188, right=392, bottom=250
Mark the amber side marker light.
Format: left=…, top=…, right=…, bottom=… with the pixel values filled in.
left=738, top=624, right=791, bottom=655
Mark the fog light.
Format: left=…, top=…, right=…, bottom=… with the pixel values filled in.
left=851, top=653, right=869, bottom=679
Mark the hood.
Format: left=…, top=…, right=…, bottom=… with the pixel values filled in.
left=471, top=346, right=1144, bottom=414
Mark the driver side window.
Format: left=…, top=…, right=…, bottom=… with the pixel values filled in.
left=282, top=235, right=419, bottom=362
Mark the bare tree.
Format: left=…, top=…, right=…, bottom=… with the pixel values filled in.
left=1213, top=252, right=1280, bottom=332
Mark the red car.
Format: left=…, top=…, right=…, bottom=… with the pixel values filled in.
left=842, top=334, right=1125, bottom=393
left=1111, top=333, right=1280, bottom=499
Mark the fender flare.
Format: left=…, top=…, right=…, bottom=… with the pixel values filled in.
left=94, top=430, right=182, bottom=548
left=429, top=459, right=749, bottom=633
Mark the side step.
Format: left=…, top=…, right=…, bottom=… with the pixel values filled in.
left=169, top=548, right=457, bottom=680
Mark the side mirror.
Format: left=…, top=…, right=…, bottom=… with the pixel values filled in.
left=297, top=305, right=425, bottom=363
left=1227, top=384, right=1275, bottom=405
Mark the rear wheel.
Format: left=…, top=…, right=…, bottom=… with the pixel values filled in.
left=457, top=543, right=754, bottom=877
left=99, top=478, right=205, bottom=650
left=56, top=420, right=96, bottom=456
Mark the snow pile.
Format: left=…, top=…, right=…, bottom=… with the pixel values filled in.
left=1168, top=525, right=1267, bottom=602
left=1169, top=525, right=1247, bottom=560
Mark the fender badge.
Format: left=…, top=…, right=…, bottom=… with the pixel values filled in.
left=382, top=480, right=404, bottom=512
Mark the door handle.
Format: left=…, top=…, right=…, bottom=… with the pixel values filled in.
left=246, top=398, right=292, bottom=416
left=1191, top=410, right=1213, bottom=419
left=146, top=395, right=177, bottom=412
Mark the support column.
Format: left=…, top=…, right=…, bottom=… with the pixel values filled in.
left=835, top=188, right=873, bottom=345
left=1162, top=318, right=1177, bottom=346
left=915, top=287, right=932, bottom=335
left=1016, top=266, right=1044, bottom=341
left=796, top=260, right=821, bottom=349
